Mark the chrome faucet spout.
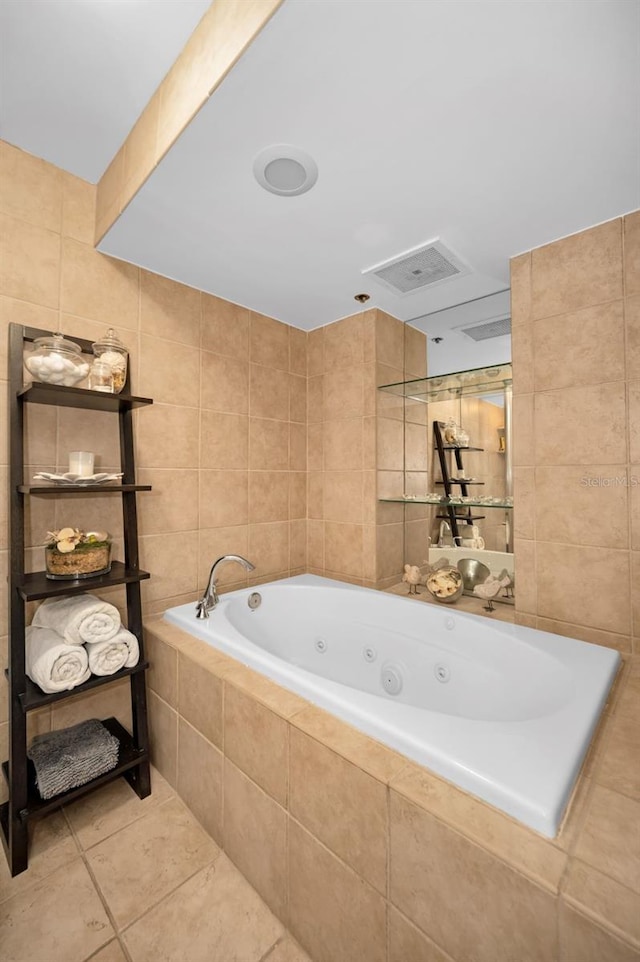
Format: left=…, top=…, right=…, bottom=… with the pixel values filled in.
left=195, top=554, right=255, bottom=618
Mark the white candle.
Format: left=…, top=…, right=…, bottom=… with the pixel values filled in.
left=69, top=451, right=94, bottom=477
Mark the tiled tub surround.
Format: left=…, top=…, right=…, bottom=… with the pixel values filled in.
left=306, top=308, right=428, bottom=589
left=165, top=575, right=620, bottom=838
left=510, top=211, right=640, bottom=658
left=145, top=616, right=640, bottom=962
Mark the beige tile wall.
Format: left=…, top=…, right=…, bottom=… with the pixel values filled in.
left=507, top=219, right=640, bottom=962
left=95, top=0, right=284, bottom=242
left=511, top=213, right=639, bottom=656
left=307, top=309, right=427, bottom=588
left=0, top=141, right=307, bottom=792
left=146, top=617, right=640, bottom=962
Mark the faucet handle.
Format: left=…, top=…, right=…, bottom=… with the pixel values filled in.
left=195, top=599, right=209, bottom=619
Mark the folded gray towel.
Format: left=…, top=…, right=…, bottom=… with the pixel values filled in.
left=28, top=719, right=120, bottom=800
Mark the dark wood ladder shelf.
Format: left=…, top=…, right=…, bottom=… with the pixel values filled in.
left=19, top=484, right=152, bottom=495
left=435, top=480, right=485, bottom=486
left=2, top=323, right=153, bottom=877
left=433, top=420, right=488, bottom=540
left=17, top=562, right=150, bottom=601
left=4, top=662, right=150, bottom=711
left=0, top=718, right=147, bottom=823
left=18, top=382, right=152, bottom=411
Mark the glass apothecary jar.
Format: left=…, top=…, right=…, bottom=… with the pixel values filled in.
left=24, top=333, right=90, bottom=387
left=88, top=359, right=114, bottom=393
left=92, top=328, right=128, bottom=393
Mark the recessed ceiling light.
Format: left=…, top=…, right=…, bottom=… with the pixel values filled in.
left=253, top=145, right=318, bottom=196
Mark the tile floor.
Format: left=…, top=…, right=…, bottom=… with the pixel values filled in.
left=0, top=768, right=312, bottom=962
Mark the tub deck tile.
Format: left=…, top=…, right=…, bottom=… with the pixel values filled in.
left=224, top=683, right=290, bottom=804
left=223, top=663, right=309, bottom=719
left=559, top=902, right=640, bottom=962
left=289, top=727, right=388, bottom=894
left=289, top=705, right=410, bottom=785
left=389, top=762, right=568, bottom=894
left=573, top=784, right=640, bottom=894
left=390, top=791, right=558, bottom=962
left=561, top=858, right=640, bottom=949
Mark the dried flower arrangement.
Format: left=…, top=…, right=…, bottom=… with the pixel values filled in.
left=44, top=528, right=111, bottom=579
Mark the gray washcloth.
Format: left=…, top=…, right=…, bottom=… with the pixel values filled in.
left=28, top=719, right=120, bottom=800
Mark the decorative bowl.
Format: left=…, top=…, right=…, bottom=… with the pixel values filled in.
left=457, top=558, right=491, bottom=592
left=425, top=566, right=463, bottom=604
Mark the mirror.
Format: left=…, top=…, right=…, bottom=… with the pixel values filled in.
left=388, top=298, right=515, bottom=606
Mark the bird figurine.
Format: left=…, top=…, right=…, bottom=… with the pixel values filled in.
left=402, top=564, right=422, bottom=595
left=473, top=574, right=512, bottom=611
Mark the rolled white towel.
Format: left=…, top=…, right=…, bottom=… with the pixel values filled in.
left=26, top=626, right=91, bottom=694
left=32, top=593, right=120, bottom=646
left=86, top=627, right=140, bottom=676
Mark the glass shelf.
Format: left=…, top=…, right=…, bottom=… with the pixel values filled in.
left=378, top=362, right=512, bottom=403
left=379, top=497, right=513, bottom=509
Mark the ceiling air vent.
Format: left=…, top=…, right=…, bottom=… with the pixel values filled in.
left=362, top=239, right=470, bottom=296
left=460, top=315, right=512, bottom=341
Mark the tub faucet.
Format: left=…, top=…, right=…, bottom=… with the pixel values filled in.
left=195, top=555, right=255, bottom=619
left=438, top=520, right=451, bottom=548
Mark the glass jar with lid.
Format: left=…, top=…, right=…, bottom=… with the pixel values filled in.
left=24, top=333, right=90, bottom=387
left=443, top=418, right=458, bottom=444
left=92, top=328, right=128, bottom=393
left=88, top=359, right=114, bottom=393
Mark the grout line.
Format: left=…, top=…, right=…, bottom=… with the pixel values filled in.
left=63, top=808, right=132, bottom=962
left=197, top=293, right=204, bottom=595
left=70, top=791, right=176, bottom=856
left=258, top=934, right=287, bottom=962
left=620, top=231, right=635, bottom=645
left=288, top=811, right=386, bottom=899
left=389, top=904, right=457, bottom=962
left=285, top=719, right=291, bottom=927
left=81, top=938, right=129, bottom=962
left=116, top=851, right=222, bottom=937
left=78, top=795, right=221, bottom=938
left=385, top=782, right=391, bottom=962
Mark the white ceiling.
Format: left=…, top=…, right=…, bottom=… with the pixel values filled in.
left=0, top=0, right=211, bottom=182
left=1, top=0, right=639, bottom=366
left=98, top=0, right=640, bottom=336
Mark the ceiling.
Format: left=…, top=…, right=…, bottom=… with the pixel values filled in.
left=1, top=0, right=639, bottom=361
left=0, top=0, right=211, bottom=182
left=98, top=0, right=639, bottom=336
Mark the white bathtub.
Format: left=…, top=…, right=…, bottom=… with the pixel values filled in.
left=164, top=574, right=619, bottom=837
